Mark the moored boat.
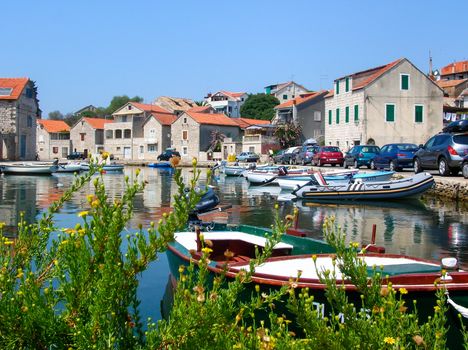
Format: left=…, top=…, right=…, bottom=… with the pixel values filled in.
left=55, top=162, right=83, bottom=173
left=0, top=161, right=58, bottom=175
left=148, top=162, right=172, bottom=168
left=292, top=172, right=434, bottom=200
left=80, top=162, right=124, bottom=172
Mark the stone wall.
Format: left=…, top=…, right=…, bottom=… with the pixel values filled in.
left=427, top=179, right=468, bottom=204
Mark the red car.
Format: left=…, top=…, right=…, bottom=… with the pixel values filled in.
left=312, top=146, right=344, bottom=167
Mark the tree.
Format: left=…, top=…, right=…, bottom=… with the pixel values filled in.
left=48, top=110, right=64, bottom=120
left=194, top=100, right=207, bottom=106
left=208, top=130, right=226, bottom=152
left=274, top=123, right=302, bottom=148
left=104, top=95, right=143, bottom=115
left=239, top=93, right=280, bottom=121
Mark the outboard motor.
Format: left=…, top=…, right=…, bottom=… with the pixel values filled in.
left=187, top=187, right=220, bottom=225
left=248, top=163, right=257, bottom=170
left=278, top=166, right=288, bottom=176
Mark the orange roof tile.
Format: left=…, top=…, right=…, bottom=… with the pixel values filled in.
left=83, top=117, right=113, bottom=129
left=219, top=91, right=246, bottom=100
left=348, top=59, right=403, bottom=90
left=0, top=78, right=29, bottom=100
left=131, top=102, right=172, bottom=114
left=186, top=112, right=240, bottom=126
left=275, top=91, right=327, bottom=108
left=150, top=112, right=177, bottom=126
left=441, top=61, right=468, bottom=76
left=187, top=105, right=213, bottom=113
left=232, top=118, right=270, bottom=129
left=436, top=79, right=468, bottom=89
left=37, top=119, right=70, bottom=133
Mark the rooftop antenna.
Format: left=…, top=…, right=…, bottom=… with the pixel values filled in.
left=429, top=50, right=433, bottom=76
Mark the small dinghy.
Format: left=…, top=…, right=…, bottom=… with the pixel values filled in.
left=56, top=162, right=82, bottom=173
left=292, top=172, right=434, bottom=200
left=148, top=162, right=172, bottom=168
left=244, top=166, right=312, bottom=186
left=0, top=161, right=58, bottom=175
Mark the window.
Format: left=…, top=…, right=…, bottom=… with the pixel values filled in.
left=52, top=147, right=59, bottom=154
left=385, top=104, right=395, bottom=122
left=106, top=130, right=113, bottom=139
left=149, top=129, right=156, bottom=138
left=39, top=135, right=44, bottom=143
left=335, top=81, right=340, bottom=95
left=182, top=130, right=188, bottom=140
left=124, top=129, right=131, bottom=138
left=182, top=147, right=188, bottom=156
left=345, top=77, right=349, bottom=92
left=80, top=133, right=85, bottom=141
left=328, top=110, right=332, bottom=125
left=27, top=116, right=33, bottom=127
left=336, top=108, right=340, bottom=124
left=115, top=130, right=122, bottom=138
left=401, top=74, right=410, bottom=90
left=148, top=144, right=157, bottom=153
left=62, top=147, right=68, bottom=158
left=0, top=88, right=12, bottom=96
left=414, top=105, right=423, bottom=123
left=122, top=116, right=128, bottom=123
left=345, top=106, right=349, bottom=123
left=354, top=104, right=359, bottom=121
left=313, top=111, right=321, bottom=121
left=282, top=94, right=288, bottom=100
left=183, top=117, right=187, bottom=124
left=25, top=88, right=33, bottom=98
left=139, top=145, right=144, bottom=154
left=116, top=147, right=121, bottom=152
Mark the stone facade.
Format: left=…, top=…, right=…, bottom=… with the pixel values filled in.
left=0, top=79, right=40, bottom=160
left=36, top=121, right=71, bottom=160
left=325, top=59, right=444, bottom=150
left=70, top=118, right=109, bottom=157
left=265, top=81, right=308, bottom=102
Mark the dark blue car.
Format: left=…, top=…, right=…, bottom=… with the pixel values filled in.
left=371, top=143, right=419, bottom=171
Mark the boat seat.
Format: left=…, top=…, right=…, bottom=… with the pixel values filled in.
left=367, top=263, right=440, bottom=276
left=232, top=255, right=250, bottom=263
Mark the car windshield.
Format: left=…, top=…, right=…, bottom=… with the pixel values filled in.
left=306, top=147, right=316, bottom=152
left=323, top=147, right=340, bottom=152
left=361, top=146, right=380, bottom=153
left=453, top=135, right=468, bottom=145
left=396, top=144, right=418, bottom=151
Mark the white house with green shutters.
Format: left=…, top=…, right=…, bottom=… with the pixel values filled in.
left=324, top=58, right=444, bottom=150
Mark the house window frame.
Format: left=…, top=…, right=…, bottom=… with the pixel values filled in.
left=313, top=111, right=321, bottom=121
left=148, top=144, right=157, bottom=153
left=282, top=94, right=288, bottom=100
left=345, top=106, right=349, bottom=123
left=182, top=130, right=188, bottom=140
left=414, top=104, right=424, bottom=123
left=335, top=81, right=340, bottom=95
left=328, top=110, right=332, bottom=125
left=80, top=133, right=85, bottom=141
left=354, top=104, right=359, bottom=121
left=335, top=108, right=340, bottom=124
left=345, top=77, right=350, bottom=92
left=385, top=103, right=396, bottom=123
left=400, top=74, right=410, bottom=91
left=52, top=147, right=59, bottom=154
left=182, top=146, right=188, bottom=156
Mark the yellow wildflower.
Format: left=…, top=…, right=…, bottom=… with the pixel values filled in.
left=255, top=285, right=260, bottom=293
left=101, top=151, right=110, bottom=160
left=399, top=287, right=408, bottom=295
left=86, top=194, right=95, bottom=203
left=434, top=305, right=441, bottom=312
left=91, top=199, right=100, bottom=208
left=0, top=222, right=5, bottom=230
left=78, top=211, right=89, bottom=218
left=4, top=240, right=14, bottom=245
left=192, top=157, right=197, bottom=167
left=201, top=247, right=212, bottom=254
left=384, top=337, right=396, bottom=344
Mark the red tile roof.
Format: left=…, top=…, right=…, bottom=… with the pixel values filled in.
left=187, top=105, right=213, bottom=113
left=37, top=119, right=70, bottom=133
left=0, top=78, right=29, bottom=100
left=441, top=61, right=468, bottom=76
left=83, top=117, right=112, bottom=129
left=275, top=91, right=327, bottom=108
left=219, top=91, right=246, bottom=100
left=131, top=102, right=172, bottom=114
left=186, top=112, right=240, bottom=126
left=232, top=118, right=270, bottom=129
left=150, top=112, right=177, bottom=126
left=349, top=59, right=403, bottom=90
left=436, top=78, right=468, bottom=89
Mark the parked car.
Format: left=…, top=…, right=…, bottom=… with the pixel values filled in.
left=370, top=143, right=419, bottom=171
left=67, top=152, right=86, bottom=160
left=236, top=152, right=259, bottom=162
left=312, top=146, right=344, bottom=167
left=157, top=149, right=181, bottom=161
left=295, top=145, right=319, bottom=165
left=413, top=132, right=468, bottom=176
left=343, top=145, right=380, bottom=169
left=282, top=146, right=301, bottom=165
left=462, top=155, right=468, bottom=179
left=271, top=149, right=286, bottom=164
left=442, top=120, right=468, bottom=133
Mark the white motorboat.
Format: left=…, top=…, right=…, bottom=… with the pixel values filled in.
left=0, top=161, right=58, bottom=175
left=56, top=162, right=83, bottom=173
left=80, top=162, right=124, bottom=172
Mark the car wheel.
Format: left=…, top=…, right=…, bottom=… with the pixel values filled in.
left=370, top=160, right=376, bottom=170
left=389, top=161, right=397, bottom=172
left=463, top=163, right=468, bottom=179
left=438, top=158, right=450, bottom=176
left=414, top=158, right=422, bottom=173
left=354, top=160, right=358, bottom=169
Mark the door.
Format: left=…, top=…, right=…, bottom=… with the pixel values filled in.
left=345, top=147, right=355, bottom=166
left=138, top=145, right=144, bottom=160
left=124, top=147, right=131, bottom=159
left=420, top=136, right=436, bottom=168
left=20, top=135, right=26, bottom=159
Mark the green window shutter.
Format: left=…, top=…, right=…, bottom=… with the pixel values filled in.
left=336, top=81, right=340, bottom=95
left=345, top=77, right=349, bottom=92
left=328, top=110, right=332, bottom=125
left=386, top=104, right=395, bottom=122
left=354, top=104, right=359, bottom=121
left=336, top=108, right=340, bottom=124
left=345, top=106, right=349, bottom=123
left=415, top=105, right=423, bottom=123
left=282, top=94, right=288, bottom=100
left=401, top=74, right=409, bottom=90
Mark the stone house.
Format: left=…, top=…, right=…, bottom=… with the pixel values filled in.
left=105, top=102, right=176, bottom=160
left=324, top=58, right=444, bottom=150
left=0, top=78, right=41, bottom=160
left=273, top=91, right=328, bottom=143
left=204, top=91, right=247, bottom=118
left=70, top=117, right=112, bottom=157
left=440, top=60, right=468, bottom=81
left=264, top=81, right=308, bottom=102
left=171, top=111, right=241, bottom=160
left=153, top=96, right=197, bottom=116
left=36, top=119, right=71, bottom=160
left=436, top=79, right=468, bottom=126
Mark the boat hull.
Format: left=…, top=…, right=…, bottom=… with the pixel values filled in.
left=1, top=164, right=58, bottom=175
left=223, top=166, right=247, bottom=176
left=148, top=162, right=172, bottom=168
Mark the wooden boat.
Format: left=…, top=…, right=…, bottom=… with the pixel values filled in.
left=277, top=170, right=395, bottom=191
left=0, top=161, right=58, bottom=175
left=292, top=172, right=434, bottom=200
left=166, top=223, right=468, bottom=340
left=55, top=162, right=83, bottom=173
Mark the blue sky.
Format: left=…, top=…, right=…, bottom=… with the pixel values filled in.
left=2, top=0, right=467, bottom=116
